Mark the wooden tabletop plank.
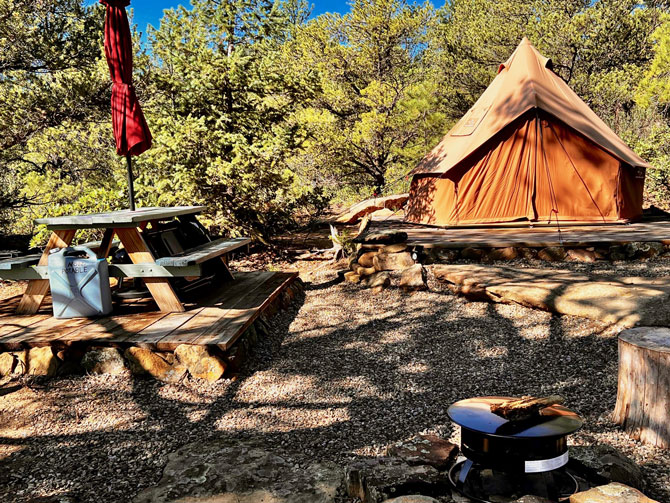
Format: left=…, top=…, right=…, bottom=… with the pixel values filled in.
left=35, top=206, right=206, bottom=229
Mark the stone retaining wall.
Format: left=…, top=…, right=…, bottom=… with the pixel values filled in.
left=420, top=241, right=668, bottom=264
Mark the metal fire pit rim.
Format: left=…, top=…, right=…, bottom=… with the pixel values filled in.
left=447, top=396, right=584, bottom=440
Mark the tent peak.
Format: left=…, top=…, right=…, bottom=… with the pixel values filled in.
left=499, top=37, right=552, bottom=74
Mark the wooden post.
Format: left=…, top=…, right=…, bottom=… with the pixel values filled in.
left=613, top=327, right=670, bottom=449
left=219, top=254, right=235, bottom=281
left=126, top=152, right=136, bottom=212
left=96, top=228, right=116, bottom=259
left=16, top=229, right=76, bottom=314
left=115, top=227, right=185, bottom=313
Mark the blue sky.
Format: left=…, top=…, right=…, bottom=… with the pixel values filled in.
left=113, top=1, right=350, bottom=38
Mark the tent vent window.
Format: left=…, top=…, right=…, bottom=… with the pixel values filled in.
left=451, top=106, right=490, bottom=137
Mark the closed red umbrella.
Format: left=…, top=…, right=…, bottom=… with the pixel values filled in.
left=100, top=0, right=152, bottom=211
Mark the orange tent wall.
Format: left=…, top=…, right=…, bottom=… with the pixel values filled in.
left=405, top=114, right=644, bottom=226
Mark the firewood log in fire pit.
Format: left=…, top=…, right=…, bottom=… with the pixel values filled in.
left=490, top=395, right=565, bottom=421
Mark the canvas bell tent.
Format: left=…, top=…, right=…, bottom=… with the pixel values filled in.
left=405, top=38, right=650, bottom=227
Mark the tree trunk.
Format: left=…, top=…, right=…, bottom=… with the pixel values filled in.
left=373, top=173, right=385, bottom=195
left=613, top=327, right=670, bottom=449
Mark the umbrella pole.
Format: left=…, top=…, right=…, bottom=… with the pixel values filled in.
left=126, top=153, right=136, bottom=211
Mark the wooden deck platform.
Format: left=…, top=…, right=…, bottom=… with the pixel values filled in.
left=0, top=271, right=297, bottom=352
left=369, top=215, right=670, bottom=249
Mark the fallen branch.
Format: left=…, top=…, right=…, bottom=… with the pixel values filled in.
left=334, top=193, right=409, bottom=224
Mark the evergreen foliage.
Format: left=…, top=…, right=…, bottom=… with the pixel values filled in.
left=2, top=0, right=670, bottom=243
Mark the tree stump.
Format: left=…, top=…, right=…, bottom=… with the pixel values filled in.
left=613, top=327, right=670, bottom=449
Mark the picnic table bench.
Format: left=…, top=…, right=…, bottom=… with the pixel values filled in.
left=1, top=207, right=250, bottom=315
left=155, top=237, right=250, bottom=267
left=0, top=254, right=42, bottom=272
left=0, top=238, right=249, bottom=280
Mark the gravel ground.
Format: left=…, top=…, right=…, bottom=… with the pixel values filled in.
left=0, top=256, right=669, bottom=502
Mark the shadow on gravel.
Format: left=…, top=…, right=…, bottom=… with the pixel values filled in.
left=0, top=274, right=665, bottom=502
left=303, top=276, right=343, bottom=292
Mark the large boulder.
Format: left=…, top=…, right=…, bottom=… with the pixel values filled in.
left=0, top=353, right=16, bottom=376
left=124, top=347, right=186, bottom=383
left=425, top=248, right=459, bottom=264
left=433, top=263, right=670, bottom=327
left=461, top=247, right=484, bottom=260
left=363, top=272, right=391, bottom=293
left=225, top=340, right=249, bottom=374
left=358, top=251, right=378, bottom=268
left=335, top=194, right=409, bottom=224
left=486, top=247, right=518, bottom=261
left=399, top=265, right=427, bottom=292
left=566, top=249, right=596, bottom=263
left=344, top=271, right=362, bottom=284
left=81, top=347, right=126, bottom=375
left=517, top=248, right=539, bottom=260
left=174, top=344, right=226, bottom=382
left=374, top=252, right=414, bottom=271
left=538, top=246, right=566, bottom=262
left=624, top=241, right=665, bottom=260
left=385, top=434, right=458, bottom=471
left=133, top=437, right=342, bottom=503
left=569, top=445, right=645, bottom=490
left=345, top=457, right=448, bottom=503
left=609, top=245, right=627, bottom=261
left=569, top=483, right=658, bottom=503
left=382, top=243, right=408, bottom=254
left=355, top=265, right=377, bottom=277
left=641, top=241, right=666, bottom=259
left=27, top=347, right=58, bottom=376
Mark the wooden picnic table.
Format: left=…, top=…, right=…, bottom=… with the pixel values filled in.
left=10, top=206, right=250, bottom=315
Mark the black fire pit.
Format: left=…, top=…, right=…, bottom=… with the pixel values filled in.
left=447, top=396, right=583, bottom=502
